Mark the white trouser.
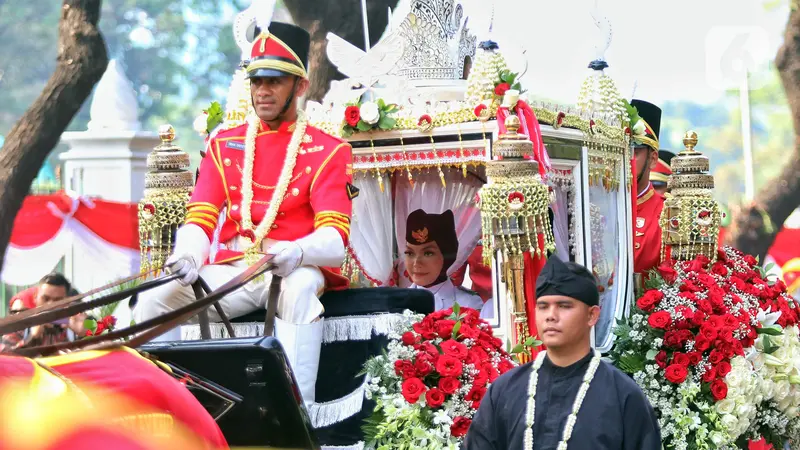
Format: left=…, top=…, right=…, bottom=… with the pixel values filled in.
left=132, top=259, right=325, bottom=325
left=132, top=259, right=326, bottom=405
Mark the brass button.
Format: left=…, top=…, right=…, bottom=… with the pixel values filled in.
left=231, top=204, right=239, bottom=211
left=291, top=188, right=299, bottom=196
left=635, top=243, right=641, bottom=249
left=271, top=224, right=278, bottom=229
left=305, top=166, right=312, bottom=174
left=224, top=158, right=232, bottom=166
left=279, top=212, right=285, bottom=217
left=230, top=185, right=237, bottom=191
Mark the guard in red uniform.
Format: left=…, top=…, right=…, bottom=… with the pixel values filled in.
left=629, top=99, right=665, bottom=275
left=650, top=149, right=675, bottom=197
left=134, top=19, right=354, bottom=407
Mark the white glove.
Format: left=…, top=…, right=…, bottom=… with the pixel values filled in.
left=267, top=241, right=303, bottom=277
left=267, top=227, right=346, bottom=277
left=165, top=224, right=211, bottom=287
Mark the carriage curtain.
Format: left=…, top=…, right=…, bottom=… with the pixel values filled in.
left=394, top=167, right=483, bottom=288
left=1, top=192, right=139, bottom=289
left=550, top=182, right=571, bottom=262
left=348, top=173, right=394, bottom=285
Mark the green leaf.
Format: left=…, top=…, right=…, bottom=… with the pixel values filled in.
left=130, top=319, right=136, bottom=327
left=644, top=271, right=666, bottom=290
left=452, top=302, right=461, bottom=316
left=356, top=120, right=372, bottom=132
left=84, top=319, right=97, bottom=332
left=524, top=336, right=537, bottom=346
left=451, top=321, right=462, bottom=339
left=378, top=98, right=386, bottom=109
left=757, top=326, right=783, bottom=336
left=646, top=349, right=659, bottom=360
left=617, top=353, right=646, bottom=374
left=763, top=335, right=779, bottom=354
left=510, top=344, right=524, bottom=354
left=378, top=115, right=396, bottom=130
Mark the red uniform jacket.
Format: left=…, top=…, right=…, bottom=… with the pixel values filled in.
left=185, top=120, right=354, bottom=286
left=634, top=184, right=665, bottom=275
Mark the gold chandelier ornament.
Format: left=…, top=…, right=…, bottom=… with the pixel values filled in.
left=479, top=112, right=554, bottom=356
left=138, top=125, right=193, bottom=273
left=659, top=131, right=722, bottom=262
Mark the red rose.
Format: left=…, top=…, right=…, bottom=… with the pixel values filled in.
left=480, top=363, right=499, bottom=383
left=467, top=347, right=490, bottom=366
left=425, top=387, right=446, bottom=408
left=672, top=352, right=691, bottom=367
left=474, top=103, right=487, bottom=118
left=716, top=361, right=732, bottom=377
left=436, top=355, right=464, bottom=377
left=695, top=335, right=712, bottom=352
left=441, top=339, right=469, bottom=359
left=710, top=378, right=728, bottom=400
left=459, top=324, right=480, bottom=339
left=648, top=311, right=672, bottom=329
left=438, top=377, right=461, bottom=395
left=655, top=351, right=668, bottom=368
left=692, top=310, right=707, bottom=326
left=636, top=290, right=664, bottom=312
left=436, top=320, right=457, bottom=339
left=711, top=262, right=729, bottom=277
left=415, top=358, right=433, bottom=376
left=709, top=349, right=725, bottom=365
left=401, top=377, right=427, bottom=404
left=101, top=315, right=117, bottom=328
left=450, top=416, right=472, bottom=437
left=85, top=329, right=94, bottom=337
left=657, top=262, right=678, bottom=284
left=402, top=331, right=418, bottom=346
left=494, top=83, right=511, bottom=96
left=663, top=331, right=683, bottom=348
left=419, top=342, right=439, bottom=357
left=413, top=321, right=437, bottom=340
left=665, top=364, right=689, bottom=384
left=687, top=351, right=702, bottom=366
left=699, top=324, right=718, bottom=341
left=344, top=105, right=361, bottom=127
left=395, top=359, right=411, bottom=376
left=498, top=358, right=515, bottom=374
left=744, top=255, right=757, bottom=266
left=95, top=322, right=106, bottom=335
left=697, top=300, right=713, bottom=315
left=466, top=386, right=487, bottom=403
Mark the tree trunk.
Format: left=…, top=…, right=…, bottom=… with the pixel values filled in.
left=283, top=0, right=399, bottom=102
left=730, top=8, right=800, bottom=261
left=0, top=0, right=107, bottom=274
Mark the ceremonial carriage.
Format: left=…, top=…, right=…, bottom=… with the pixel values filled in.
left=5, top=1, right=776, bottom=449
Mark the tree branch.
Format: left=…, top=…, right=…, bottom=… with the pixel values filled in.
left=0, top=0, right=107, bottom=274
left=730, top=8, right=800, bottom=260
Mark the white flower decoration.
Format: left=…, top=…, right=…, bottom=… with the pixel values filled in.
left=193, top=112, right=209, bottom=136
left=359, top=101, right=380, bottom=125
left=631, top=118, right=646, bottom=136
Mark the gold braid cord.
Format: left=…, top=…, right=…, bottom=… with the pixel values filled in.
left=139, top=125, right=193, bottom=273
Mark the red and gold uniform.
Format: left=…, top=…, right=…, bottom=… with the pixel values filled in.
left=133, top=20, right=352, bottom=409
left=187, top=121, right=352, bottom=276
left=634, top=183, right=665, bottom=274
left=0, top=349, right=226, bottom=449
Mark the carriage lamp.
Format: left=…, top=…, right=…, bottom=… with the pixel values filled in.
left=659, top=131, right=722, bottom=263
left=479, top=113, right=554, bottom=358
left=138, top=125, right=193, bottom=273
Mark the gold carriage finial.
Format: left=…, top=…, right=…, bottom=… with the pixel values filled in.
left=682, top=130, right=698, bottom=154
left=138, top=124, right=193, bottom=273
left=659, top=130, right=721, bottom=263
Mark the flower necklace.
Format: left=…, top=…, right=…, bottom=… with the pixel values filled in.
left=240, top=110, right=308, bottom=266
left=523, top=349, right=602, bottom=450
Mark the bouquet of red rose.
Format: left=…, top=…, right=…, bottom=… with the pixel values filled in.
left=611, top=246, right=800, bottom=449
left=362, top=305, right=520, bottom=449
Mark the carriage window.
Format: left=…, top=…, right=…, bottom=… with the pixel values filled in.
left=588, top=181, right=623, bottom=349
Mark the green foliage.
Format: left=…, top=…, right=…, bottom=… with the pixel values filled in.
left=204, top=101, right=224, bottom=134
left=0, top=0, right=248, bottom=174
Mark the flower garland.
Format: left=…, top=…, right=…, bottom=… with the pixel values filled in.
left=524, top=350, right=602, bottom=450
left=240, top=110, right=308, bottom=265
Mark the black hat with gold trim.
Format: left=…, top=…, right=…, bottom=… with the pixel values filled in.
left=627, top=99, right=661, bottom=151
left=245, top=21, right=310, bottom=79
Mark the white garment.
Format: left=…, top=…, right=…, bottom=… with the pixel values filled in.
left=410, top=279, right=484, bottom=313
left=132, top=259, right=325, bottom=325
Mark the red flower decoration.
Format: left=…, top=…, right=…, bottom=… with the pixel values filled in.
left=435, top=355, right=463, bottom=378
left=401, top=378, right=427, bottom=404
left=710, top=378, right=728, bottom=400
left=494, top=83, right=511, bottom=97
left=665, top=364, right=689, bottom=384
left=142, top=203, right=156, bottom=218
left=438, top=377, right=461, bottom=395
left=450, top=416, right=472, bottom=437
left=648, top=311, right=672, bottom=329
left=425, top=388, right=446, bottom=408
left=474, top=103, right=488, bottom=118
left=344, top=105, right=361, bottom=127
